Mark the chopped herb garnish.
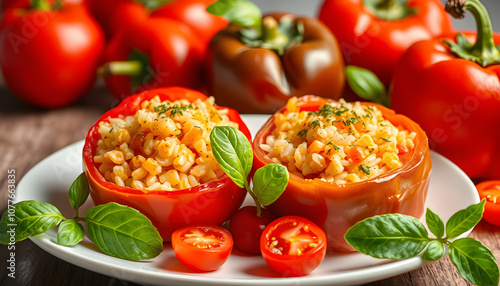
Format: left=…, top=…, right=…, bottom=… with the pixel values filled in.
left=381, top=137, right=391, bottom=142
left=327, top=141, right=340, bottom=151
left=308, top=119, right=323, bottom=129
left=297, top=129, right=308, bottom=137
left=109, top=127, right=114, bottom=133
left=359, top=164, right=371, bottom=175
left=136, top=133, right=143, bottom=136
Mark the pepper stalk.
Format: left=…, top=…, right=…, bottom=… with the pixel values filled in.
left=444, top=0, right=500, bottom=67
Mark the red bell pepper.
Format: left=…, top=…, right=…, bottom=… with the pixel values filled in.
left=85, top=0, right=227, bottom=46
left=390, top=0, right=500, bottom=180
left=98, top=16, right=205, bottom=101
left=83, top=87, right=250, bottom=241
left=0, top=0, right=104, bottom=108
left=318, top=0, right=453, bottom=88
left=252, top=95, right=432, bottom=252
left=204, top=0, right=345, bottom=114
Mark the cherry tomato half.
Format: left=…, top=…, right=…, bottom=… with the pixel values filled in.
left=476, top=181, right=500, bottom=226
left=228, top=206, right=275, bottom=255
left=260, top=216, right=327, bottom=277
left=171, top=225, right=233, bottom=272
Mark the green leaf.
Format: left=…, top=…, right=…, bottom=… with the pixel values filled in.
left=210, top=126, right=252, bottom=188
left=0, top=201, right=64, bottom=244
left=135, top=0, right=171, bottom=11
left=426, top=208, right=444, bottom=239
left=252, top=164, right=289, bottom=206
left=85, top=202, right=163, bottom=261
left=344, top=213, right=429, bottom=260
left=423, top=240, right=445, bottom=261
left=207, top=0, right=262, bottom=30
left=345, top=65, right=389, bottom=107
left=68, top=172, right=90, bottom=213
left=449, top=238, right=500, bottom=286
left=57, top=219, right=85, bottom=246
left=446, top=200, right=485, bottom=239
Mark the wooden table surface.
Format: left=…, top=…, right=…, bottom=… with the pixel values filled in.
left=0, top=83, right=499, bottom=286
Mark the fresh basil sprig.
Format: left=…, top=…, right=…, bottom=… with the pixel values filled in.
left=0, top=172, right=163, bottom=261
left=345, top=200, right=499, bottom=286
left=210, top=126, right=288, bottom=217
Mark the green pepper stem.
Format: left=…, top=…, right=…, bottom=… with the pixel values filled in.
left=30, top=0, right=51, bottom=11
left=466, top=0, right=499, bottom=59
left=362, top=0, right=417, bottom=20
left=445, top=0, right=500, bottom=66
left=261, top=16, right=290, bottom=50
left=97, top=61, right=143, bottom=78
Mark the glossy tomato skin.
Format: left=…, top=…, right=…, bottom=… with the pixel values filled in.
left=0, top=3, right=104, bottom=108
left=83, top=87, right=250, bottom=241
left=253, top=96, right=432, bottom=252
left=476, top=181, right=500, bottom=226
left=228, top=206, right=275, bottom=255
left=260, top=216, right=327, bottom=277
left=171, top=225, right=233, bottom=272
left=318, top=0, right=452, bottom=87
left=102, top=17, right=204, bottom=101
left=390, top=33, right=500, bottom=181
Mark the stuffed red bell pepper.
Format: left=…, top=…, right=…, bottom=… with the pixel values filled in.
left=83, top=87, right=250, bottom=240
left=204, top=0, right=345, bottom=114
left=253, top=96, right=431, bottom=251
left=318, top=0, right=453, bottom=88
left=390, top=0, right=500, bottom=180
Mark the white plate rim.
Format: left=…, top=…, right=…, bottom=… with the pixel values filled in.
left=13, top=115, right=480, bottom=286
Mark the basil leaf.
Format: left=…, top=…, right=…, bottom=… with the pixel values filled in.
left=0, top=200, right=64, bottom=244
left=253, top=163, right=289, bottom=206
left=345, top=214, right=429, bottom=260
left=210, top=126, right=252, bottom=188
left=85, top=202, right=163, bottom=261
left=446, top=200, right=485, bottom=239
left=449, top=237, right=500, bottom=286
left=207, top=0, right=262, bottom=31
left=423, top=240, right=445, bottom=261
left=345, top=65, right=390, bottom=107
left=68, top=172, right=90, bottom=213
left=57, top=219, right=85, bottom=246
left=426, top=208, right=444, bottom=239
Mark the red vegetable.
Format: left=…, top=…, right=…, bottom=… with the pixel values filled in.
left=0, top=0, right=104, bottom=108
left=171, top=225, right=233, bottom=272
left=390, top=0, right=500, bottom=180
left=83, top=87, right=250, bottom=241
left=260, top=216, right=327, bottom=277
left=205, top=0, right=345, bottom=114
left=318, top=0, right=452, bottom=87
left=98, top=17, right=204, bottom=101
left=86, top=0, right=227, bottom=45
left=475, top=181, right=500, bottom=226
left=253, top=95, right=432, bottom=252
left=228, top=206, right=275, bottom=255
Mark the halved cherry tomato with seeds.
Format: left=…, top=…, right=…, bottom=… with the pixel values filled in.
left=171, top=225, right=233, bottom=272
left=475, top=181, right=500, bottom=226
left=260, top=216, right=326, bottom=277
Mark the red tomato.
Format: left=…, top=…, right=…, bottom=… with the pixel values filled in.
left=260, top=216, right=327, bottom=277
left=228, top=206, right=275, bottom=255
left=476, top=181, right=500, bottom=226
left=171, top=225, right=233, bottom=272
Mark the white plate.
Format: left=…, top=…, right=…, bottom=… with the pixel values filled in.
left=15, top=115, right=479, bottom=286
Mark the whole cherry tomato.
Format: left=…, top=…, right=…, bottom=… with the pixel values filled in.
left=318, top=0, right=452, bottom=87
left=171, top=225, right=233, bottom=272
left=83, top=87, right=251, bottom=241
left=228, top=206, right=275, bottom=255
left=475, top=181, right=500, bottom=226
left=260, top=216, right=327, bottom=277
left=0, top=0, right=104, bottom=108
